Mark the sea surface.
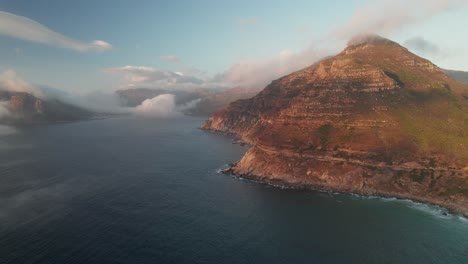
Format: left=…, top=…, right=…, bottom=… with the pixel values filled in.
left=0, top=116, right=467, bottom=264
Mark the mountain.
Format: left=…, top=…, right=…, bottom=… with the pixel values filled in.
left=0, top=91, right=93, bottom=124
left=203, top=35, right=468, bottom=216
left=443, top=69, right=468, bottom=84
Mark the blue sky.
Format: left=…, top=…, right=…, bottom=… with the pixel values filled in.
left=0, top=0, right=467, bottom=94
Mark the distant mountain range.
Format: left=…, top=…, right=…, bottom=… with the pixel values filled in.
left=0, top=91, right=93, bottom=124
left=443, top=69, right=468, bottom=85
left=116, top=86, right=261, bottom=116
left=203, top=35, right=468, bottom=216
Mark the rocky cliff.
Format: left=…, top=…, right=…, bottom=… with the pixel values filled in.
left=202, top=35, right=468, bottom=216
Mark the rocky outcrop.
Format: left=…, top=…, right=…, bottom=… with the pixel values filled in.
left=203, top=36, right=468, bottom=216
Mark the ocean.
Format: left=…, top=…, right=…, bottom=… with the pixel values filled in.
left=0, top=116, right=467, bottom=263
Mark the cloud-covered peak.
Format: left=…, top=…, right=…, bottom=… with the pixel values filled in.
left=347, top=34, right=397, bottom=47
left=0, top=11, right=112, bottom=52
left=0, top=70, right=44, bottom=98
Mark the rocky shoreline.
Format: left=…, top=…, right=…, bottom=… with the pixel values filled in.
left=218, top=145, right=468, bottom=218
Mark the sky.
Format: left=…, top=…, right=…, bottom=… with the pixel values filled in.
left=1, top=0, right=468, bottom=95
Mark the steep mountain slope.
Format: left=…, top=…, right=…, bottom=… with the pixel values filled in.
left=0, top=91, right=93, bottom=124
left=203, top=36, right=468, bottom=215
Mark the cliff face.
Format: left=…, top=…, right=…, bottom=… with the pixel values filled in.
left=203, top=36, right=468, bottom=215
left=0, top=91, right=93, bottom=124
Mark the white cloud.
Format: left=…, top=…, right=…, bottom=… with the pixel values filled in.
left=133, top=94, right=180, bottom=118
left=404, top=37, right=441, bottom=56
left=332, top=0, right=468, bottom=40
left=105, top=66, right=206, bottom=90
left=0, top=11, right=112, bottom=52
left=160, top=55, right=179, bottom=63
left=0, top=70, right=44, bottom=98
left=133, top=94, right=201, bottom=118
left=218, top=45, right=328, bottom=88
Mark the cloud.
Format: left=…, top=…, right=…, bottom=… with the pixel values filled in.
left=217, top=45, right=328, bottom=88
left=105, top=66, right=206, bottom=90
left=0, top=103, right=11, bottom=119
left=0, top=70, right=45, bottom=98
left=134, top=94, right=178, bottom=117
left=0, top=70, right=128, bottom=114
left=404, top=37, right=441, bottom=56
left=0, top=124, right=15, bottom=135
left=0, top=11, right=112, bottom=52
left=160, top=55, right=179, bottom=63
left=133, top=94, right=200, bottom=118
left=332, top=0, right=468, bottom=40
left=235, top=17, right=258, bottom=27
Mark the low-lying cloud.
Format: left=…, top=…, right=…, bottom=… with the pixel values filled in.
left=0, top=70, right=44, bottom=98
left=218, top=46, right=328, bottom=88
left=0, top=11, right=112, bottom=52
left=0, top=70, right=127, bottom=114
left=0, top=103, right=11, bottom=119
left=133, top=94, right=200, bottom=118
left=0, top=69, right=202, bottom=119
left=105, top=66, right=205, bottom=90
left=0, top=124, right=15, bottom=136
left=404, top=37, right=442, bottom=56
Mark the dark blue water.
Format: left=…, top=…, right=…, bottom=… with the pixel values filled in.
left=0, top=116, right=467, bottom=264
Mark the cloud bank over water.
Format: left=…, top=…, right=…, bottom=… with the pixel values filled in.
left=0, top=125, right=15, bottom=136
left=133, top=94, right=200, bottom=118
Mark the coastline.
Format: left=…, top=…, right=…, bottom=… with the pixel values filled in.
left=222, top=165, right=468, bottom=218
left=203, top=128, right=468, bottom=218
left=225, top=167, right=468, bottom=219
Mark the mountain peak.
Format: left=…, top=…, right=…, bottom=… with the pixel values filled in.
left=347, top=34, right=400, bottom=48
